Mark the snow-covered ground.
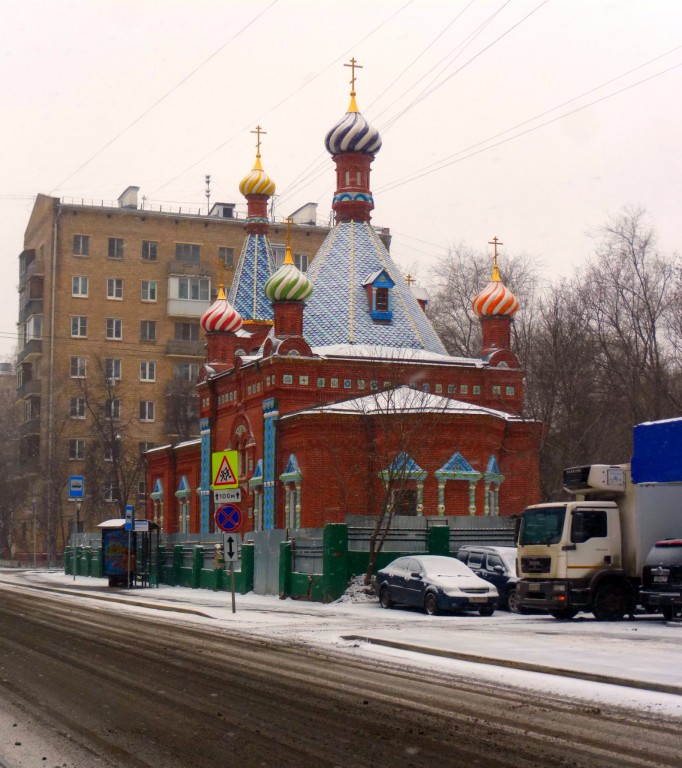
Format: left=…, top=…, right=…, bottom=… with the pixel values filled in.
left=4, top=569, right=682, bottom=720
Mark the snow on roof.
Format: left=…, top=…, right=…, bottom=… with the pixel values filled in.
left=280, top=384, right=523, bottom=422
left=146, top=438, right=200, bottom=454
left=310, top=343, right=485, bottom=367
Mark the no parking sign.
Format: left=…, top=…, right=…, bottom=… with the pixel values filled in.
left=215, top=503, right=242, bottom=532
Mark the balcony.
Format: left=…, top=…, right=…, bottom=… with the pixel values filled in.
left=19, top=258, right=45, bottom=288
left=19, top=298, right=44, bottom=323
left=166, top=339, right=205, bottom=357
left=167, top=298, right=210, bottom=318
left=167, top=260, right=211, bottom=277
left=18, top=417, right=41, bottom=437
left=17, top=338, right=43, bottom=363
left=17, top=379, right=42, bottom=399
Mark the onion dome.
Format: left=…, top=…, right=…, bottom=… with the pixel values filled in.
left=200, top=285, right=243, bottom=333
left=265, top=247, right=313, bottom=302
left=325, top=94, right=382, bottom=156
left=472, top=262, right=519, bottom=317
left=239, top=155, right=276, bottom=197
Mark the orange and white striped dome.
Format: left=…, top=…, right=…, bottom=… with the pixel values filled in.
left=201, top=285, right=243, bottom=333
left=472, top=264, right=519, bottom=317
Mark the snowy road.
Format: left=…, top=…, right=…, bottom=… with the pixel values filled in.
left=1, top=570, right=681, bottom=767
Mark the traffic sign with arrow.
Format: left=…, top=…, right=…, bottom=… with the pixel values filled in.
left=223, top=533, right=241, bottom=563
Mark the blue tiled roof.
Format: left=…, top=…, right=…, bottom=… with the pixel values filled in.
left=228, top=233, right=276, bottom=322
left=303, top=221, right=446, bottom=353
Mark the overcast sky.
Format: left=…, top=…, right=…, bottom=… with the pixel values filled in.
left=2, top=0, right=681, bottom=360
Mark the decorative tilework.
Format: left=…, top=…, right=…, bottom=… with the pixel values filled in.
left=283, top=374, right=293, bottom=384
left=228, top=233, right=276, bottom=322
left=200, top=417, right=211, bottom=533
left=304, top=221, right=446, bottom=353
left=435, top=384, right=442, bottom=393
left=344, top=379, right=352, bottom=389
left=506, top=386, right=515, bottom=395
left=317, top=377, right=325, bottom=387
left=299, top=375, right=309, bottom=385
left=460, top=384, right=468, bottom=394
left=370, top=380, right=378, bottom=390
left=473, top=385, right=481, bottom=395
left=357, top=380, right=365, bottom=389
left=493, top=385, right=501, bottom=395
left=448, top=384, right=455, bottom=394
left=263, top=399, right=278, bottom=530
left=331, top=378, right=338, bottom=388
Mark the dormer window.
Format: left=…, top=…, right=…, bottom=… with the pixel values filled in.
left=363, top=269, right=395, bottom=322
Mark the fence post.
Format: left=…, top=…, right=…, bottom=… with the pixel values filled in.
left=428, top=525, right=451, bottom=556
left=279, top=541, right=292, bottom=597
left=322, top=523, right=348, bottom=603
left=156, top=543, right=166, bottom=585
left=192, top=546, right=203, bottom=589
left=239, top=541, right=255, bottom=594
left=64, top=545, right=73, bottom=575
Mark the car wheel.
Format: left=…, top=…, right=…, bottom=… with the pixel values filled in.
left=424, top=592, right=439, bottom=616
left=592, top=584, right=628, bottom=621
left=506, top=588, right=520, bottom=613
left=478, top=605, right=495, bottom=617
left=550, top=608, right=578, bottom=620
left=662, top=604, right=677, bottom=621
left=379, top=585, right=393, bottom=609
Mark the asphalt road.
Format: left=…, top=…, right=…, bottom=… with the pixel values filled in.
left=1, top=583, right=681, bottom=768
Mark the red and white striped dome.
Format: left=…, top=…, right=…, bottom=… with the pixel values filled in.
left=200, top=286, right=243, bottom=333
left=472, top=266, right=519, bottom=317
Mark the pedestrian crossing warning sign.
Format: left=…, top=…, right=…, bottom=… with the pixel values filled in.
left=211, top=450, right=239, bottom=489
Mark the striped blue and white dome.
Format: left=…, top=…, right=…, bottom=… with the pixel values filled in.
left=325, top=110, right=382, bottom=156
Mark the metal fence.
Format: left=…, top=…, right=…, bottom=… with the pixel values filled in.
left=290, top=528, right=324, bottom=575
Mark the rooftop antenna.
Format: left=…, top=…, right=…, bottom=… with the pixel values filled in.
left=205, top=174, right=211, bottom=215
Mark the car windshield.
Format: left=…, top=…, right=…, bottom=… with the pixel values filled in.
left=421, top=558, right=473, bottom=577
left=519, top=507, right=566, bottom=545
left=501, top=551, right=517, bottom=572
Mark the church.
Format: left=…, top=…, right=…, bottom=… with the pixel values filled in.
left=145, top=67, right=542, bottom=534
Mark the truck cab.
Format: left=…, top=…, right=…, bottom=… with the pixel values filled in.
left=517, top=464, right=637, bottom=620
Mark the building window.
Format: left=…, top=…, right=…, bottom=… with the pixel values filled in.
left=108, top=238, right=124, bottom=259
left=141, top=320, right=157, bottom=342
left=175, top=243, right=201, bottom=263
left=105, top=358, right=122, bottom=381
left=140, top=361, right=156, bottom=381
left=73, top=235, right=89, bottom=256
left=139, top=442, right=154, bottom=457
left=375, top=288, right=389, bottom=312
left=104, top=483, right=116, bottom=502
left=104, top=445, right=113, bottom=462
left=107, top=399, right=121, bottom=419
left=294, top=253, right=308, bottom=273
left=173, top=363, right=199, bottom=380
left=142, top=240, right=157, bottom=261
left=107, top=278, right=123, bottom=299
left=69, top=439, right=85, bottom=460
left=175, top=322, right=200, bottom=341
left=106, top=318, right=123, bottom=340
left=139, top=401, right=155, bottom=422
left=70, top=356, right=87, bottom=378
left=71, top=316, right=88, bottom=338
left=69, top=398, right=86, bottom=419
left=72, top=276, right=89, bottom=297
left=177, top=277, right=209, bottom=301
left=141, top=281, right=157, bottom=302
left=219, top=247, right=234, bottom=269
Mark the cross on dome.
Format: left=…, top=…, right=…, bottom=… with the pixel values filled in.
left=488, top=236, right=503, bottom=281
left=344, top=57, right=363, bottom=112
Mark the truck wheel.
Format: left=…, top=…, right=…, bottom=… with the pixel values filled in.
left=592, top=584, right=627, bottom=621
left=550, top=608, right=578, bottom=620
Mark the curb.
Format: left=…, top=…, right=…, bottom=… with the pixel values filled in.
left=341, top=634, right=682, bottom=697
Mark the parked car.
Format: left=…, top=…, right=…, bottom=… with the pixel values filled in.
left=456, top=545, right=520, bottom=612
left=640, top=538, right=682, bottom=620
left=376, top=555, right=498, bottom=616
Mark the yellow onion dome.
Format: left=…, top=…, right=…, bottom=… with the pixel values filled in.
left=200, top=285, right=243, bottom=333
left=265, top=248, right=313, bottom=302
left=472, top=264, right=519, bottom=317
left=239, top=155, right=276, bottom=197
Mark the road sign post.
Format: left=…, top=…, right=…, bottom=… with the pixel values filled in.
left=223, top=533, right=241, bottom=615
left=125, top=505, right=134, bottom=589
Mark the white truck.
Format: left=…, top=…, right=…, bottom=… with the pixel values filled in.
left=516, top=462, right=682, bottom=620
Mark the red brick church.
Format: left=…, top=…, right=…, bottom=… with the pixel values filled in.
left=146, top=71, right=542, bottom=534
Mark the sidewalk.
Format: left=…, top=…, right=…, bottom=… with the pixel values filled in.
left=4, top=568, right=682, bottom=697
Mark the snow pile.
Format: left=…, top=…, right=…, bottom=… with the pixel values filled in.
left=334, top=574, right=379, bottom=604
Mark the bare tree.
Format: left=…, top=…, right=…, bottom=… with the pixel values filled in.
left=166, top=378, right=200, bottom=441
left=0, top=380, right=26, bottom=558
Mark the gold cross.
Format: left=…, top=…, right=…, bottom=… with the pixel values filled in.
left=488, top=236, right=503, bottom=280
left=251, top=125, right=267, bottom=157
left=344, top=57, right=363, bottom=95
left=405, top=273, right=415, bottom=287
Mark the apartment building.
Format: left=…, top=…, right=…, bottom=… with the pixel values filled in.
left=15, top=187, right=331, bottom=559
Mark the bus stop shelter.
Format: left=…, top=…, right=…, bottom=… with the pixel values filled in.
left=97, top=518, right=160, bottom=588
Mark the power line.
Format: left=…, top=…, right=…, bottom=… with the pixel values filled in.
left=49, top=0, right=280, bottom=195
left=377, top=59, right=682, bottom=194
